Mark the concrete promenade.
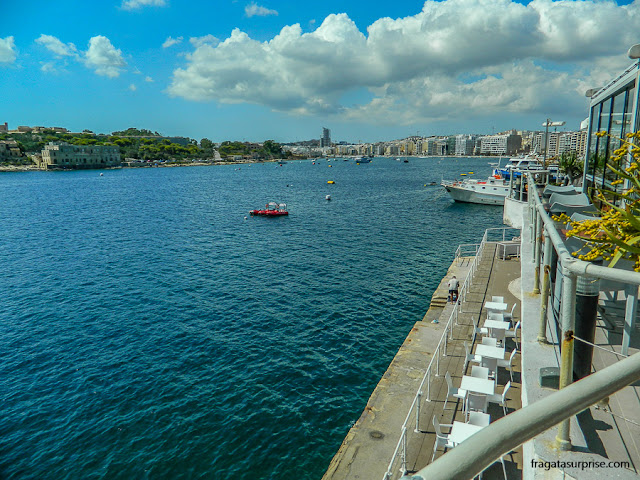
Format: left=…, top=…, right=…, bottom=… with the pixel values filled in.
left=322, top=243, right=523, bottom=480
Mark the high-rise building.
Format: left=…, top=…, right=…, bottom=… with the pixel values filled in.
left=320, top=127, right=331, bottom=148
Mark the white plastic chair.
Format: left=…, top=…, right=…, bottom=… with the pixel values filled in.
left=444, top=371, right=467, bottom=411
left=497, top=349, right=517, bottom=381
left=463, top=341, right=483, bottom=373
left=431, top=416, right=455, bottom=462
left=488, top=381, right=511, bottom=416
left=465, top=392, right=488, bottom=421
left=467, top=411, right=490, bottom=427
left=481, top=337, right=498, bottom=347
left=473, top=317, right=489, bottom=343
left=491, top=296, right=504, bottom=303
left=471, top=366, right=489, bottom=379
left=487, top=311, right=505, bottom=322
left=504, top=320, right=521, bottom=349
left=503, top=303, right=517, bottom=323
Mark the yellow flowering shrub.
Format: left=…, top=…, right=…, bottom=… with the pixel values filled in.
left=559, top=131, right=640, bottom=271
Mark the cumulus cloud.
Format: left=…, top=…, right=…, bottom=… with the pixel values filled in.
left=35, top=34, right=79, bottom=58
left=0, top=36, right=17, bottom=64
left=162, top=36, right=183, bottom=48
left=129, top=83, right=137, bottom=91
left=36, top=34, right=127, bottom=78
left=190, top=35, right=219, bottom=48
left=121, top=0, right=167, bottom=10
left=245, top=3, right=278, bottom=17
left=145, top=75, right=154, bottom=82
left=168, top=0, right=640, bottom=124
left=85, top=35, right=127, bottom=77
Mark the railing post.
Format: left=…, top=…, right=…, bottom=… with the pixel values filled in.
left=531, top=207, right=538, bottom=264
left=426, top=367, right=431, bottom=401
left=622, top=284, right=638, bottom=356
left=401, top=427, right=408, bottom=476
left=443, top=327, right=448, bottom=356
left=533, top=213, right=542, bottom=293
left=415, top=391, right=422, bottom=432
left=538, top=265, right=551, bottom=343
left=556, top=268, right=577, bottom=451
left=538, top=229, right=553, bottom=343
left=436, top=346, right=440, bottom=377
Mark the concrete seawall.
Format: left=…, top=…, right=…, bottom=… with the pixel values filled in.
left=322, top=256, right=474, bottom=480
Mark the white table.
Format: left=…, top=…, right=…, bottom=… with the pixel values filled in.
left=475, top=344, right=505, bottom=374
left=460, top=375, right=495, bottom=395
left=475, top=344, right=506, bottom=360
left=484, top=320, right=511, bottom=330
left=485, top=301, right=508, bottom=312
left=484, top=320, right=510, bottom=343
left=450, top=421, right=485, bottom=446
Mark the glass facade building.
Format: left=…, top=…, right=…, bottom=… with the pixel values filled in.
left=584, top=62, right=640, bottom=202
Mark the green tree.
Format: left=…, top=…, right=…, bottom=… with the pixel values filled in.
left=557, top=150, right=584, bottom=185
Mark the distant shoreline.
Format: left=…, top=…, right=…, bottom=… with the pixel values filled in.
left=0, top=158, right=285, bottom=173
left=0, top=155, right=511, bottom=172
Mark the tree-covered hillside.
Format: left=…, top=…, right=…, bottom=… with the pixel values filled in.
left=0, top=128, right=291, bottom=164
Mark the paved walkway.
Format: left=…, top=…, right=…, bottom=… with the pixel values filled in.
left=322, top=243, right=523, bottom=480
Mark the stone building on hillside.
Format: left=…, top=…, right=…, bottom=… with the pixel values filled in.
left=37, top=142, right=121, bottom=170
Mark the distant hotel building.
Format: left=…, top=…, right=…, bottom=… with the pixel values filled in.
left=479, top=131, right=522, bottom=155
left=38, top=142, right=121, bottom=170
left=531, top=131, right=588, bottom=157
left=455, top=134, right=477, bottom=155
left=320, top=127, right=332, bottom=148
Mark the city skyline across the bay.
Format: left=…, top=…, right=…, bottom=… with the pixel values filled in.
left=1, top=0, right=638, bottom=143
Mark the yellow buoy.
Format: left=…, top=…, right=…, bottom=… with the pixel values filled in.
left=460, top=173, right=467, bottom=176
left=469, top=172, right=474, bottom=174
left=329, top=165, right=332, bottom=167
left=327, top=180, right=335, bottom=184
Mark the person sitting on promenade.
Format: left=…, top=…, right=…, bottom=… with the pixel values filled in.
left=448, top=275, right=459, bottom=304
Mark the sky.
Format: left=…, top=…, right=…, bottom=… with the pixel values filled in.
left=1, top=0, right=640, bottom=143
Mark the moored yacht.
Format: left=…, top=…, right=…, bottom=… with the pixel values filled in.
left=441, top=175, right=510, bottom=205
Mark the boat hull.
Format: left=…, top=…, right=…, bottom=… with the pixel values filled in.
left=249, top=210, right=289, bottom=216
left=442, top=183, right=506, bottom=205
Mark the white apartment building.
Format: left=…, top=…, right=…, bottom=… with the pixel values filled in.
left=479, top=132, right=522, bottom=155
left=455, top=134, right=477, bottom=155
left=39, top=142, right=121, bottom=170
left=558, top=131, right=588, bottom=156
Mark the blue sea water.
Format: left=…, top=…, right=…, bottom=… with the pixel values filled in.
left=0, top=157, right=503, bottom=479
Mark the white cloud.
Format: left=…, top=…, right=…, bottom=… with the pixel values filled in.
left=145, top=76, right=154, bottom=82
left=168, top=0, right=640, bottom=125
left=189, top=35, right=219, bottom=48
left=162, top=36, right=183, bottom=48
left=85, top=35, right=127, bottom=78
left=0, top=36, right=17, bottom=64
left=121, top=0, right=167, bottom=11
left=129, top=83, right=137, bottom=91
left=35, top=34, right=79, bottom=58
left=245, top=3, right=278, bottom=17
left=40, top=61, right=59, bottom=73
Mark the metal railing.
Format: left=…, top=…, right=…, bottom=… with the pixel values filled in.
left=381, top=228, right=523, bottom=479
left=455, top=244, right=480, bottom=266
left=407, top=174, right=640, bottom=478
left=406, top=349, right=640, bottom=479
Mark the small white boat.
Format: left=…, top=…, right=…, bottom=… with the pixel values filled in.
left=441, top=175, right=509, bottom=205
left=326, top=195, right=331, bottom=201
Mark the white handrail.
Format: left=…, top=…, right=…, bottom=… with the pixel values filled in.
left=410, top=351, right=640, bottom=480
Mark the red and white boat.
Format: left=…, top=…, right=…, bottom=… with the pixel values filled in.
left=249, top=202, right=289, bottom=216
